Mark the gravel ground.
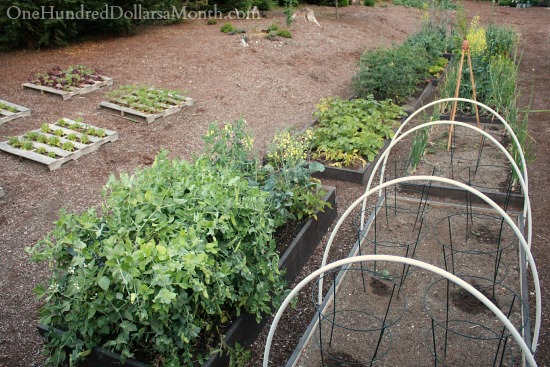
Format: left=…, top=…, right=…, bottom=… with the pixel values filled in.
left=0, top=2, right=549, bottom=367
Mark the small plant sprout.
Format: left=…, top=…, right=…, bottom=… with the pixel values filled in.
left=25, top=131, right=40, bottom=141
left=8, top=137, right=21, bottom=148
left=56, top=118, right=69, bottom=127
left=41, top=123, right=51, bottom=133
left=36, top=147, right=48, bottom=155
left=80, top=134, right=90, bottom=144
left=47, top=136, right=61, bottom=147
left=47, top=151, right=56, bottom=158
left=62, top=142, right=75, bottom=151
left=54, top=129, right=64, bottom=137
left=36, top=134, right=48, bottom=144
left=66, top=133, right=78, bottom=141
left=20, top=141, right=34, bottom=150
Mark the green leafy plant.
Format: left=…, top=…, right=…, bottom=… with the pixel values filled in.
left=48, top=151, right=57, bottom=158
left=25, top=131, right=40, bottom=141
left=62, top=142, right=75, bottom=151
left=20, top=140, right=34, bottom=150
left=220, top=22, right=237, bottom=33
left=106, top=84, right=187, bottom=114
left=28, top=118, right=329, bottom=367
left=36, top=134, right=48, bottom=144
left=41, top=123, right=51, bottom=133
left=54, top=129, right=64, bottom=137
left=364, top=0, right=376, bottom=6
left=28, top=65, right=104, bottom=91
left=56, top=118, right=70, bottom=127
left=47, top=136, right=61, bottom=147
left=276, top=29, right=292, bottom=38
left=36, top=147, right=48, bottom=155
left=0, top=101, right=18, bottom=113
left=283, top=0, right=297, bottom=26
left=207, top=18, right=218, bottom=25
left=354, top=43, right=430, bottom=104
left=80, top=134, right=90, bottom=144
left=267, top=23, right=279, bottom=32
left=310, top=96, right=406, bottom=167
left=8, top=136, right=21, bottom=148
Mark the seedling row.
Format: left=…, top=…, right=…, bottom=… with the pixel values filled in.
left=0, top=118, right=118, bottom=170
left=22, top=65, right=113, bottom=100
left=0, top=99, right=31, bottom=126
left=99, top=85, right=193, bottom=123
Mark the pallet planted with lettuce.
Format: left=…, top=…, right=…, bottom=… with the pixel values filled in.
left=0, top=118, right=118, bottom=170
left=22, top=65, right=113, bottom=100
left=99, top=84, right=194, bottom=123
left=0, top=99, right=31, bottom=126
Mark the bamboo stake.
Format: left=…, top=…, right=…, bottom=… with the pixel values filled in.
left=447, top=41, right=467, bottom=150
left=466, top=47, right=482, bottom=130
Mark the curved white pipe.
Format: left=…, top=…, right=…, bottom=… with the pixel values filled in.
left=394, top=97, right=528, bottom=193
left=263, top=255, right=537, bottom=367
left=320, top=176, right=540, bottom=352
left=359, top=120, right=532, bottom=254
left=364, top=97, right=530, bottom=251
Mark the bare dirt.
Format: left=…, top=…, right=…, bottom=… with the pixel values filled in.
left=0, top=2, right=548, bottom=367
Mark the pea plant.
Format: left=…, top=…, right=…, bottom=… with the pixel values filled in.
left=27, top=119, right=330, bottom=367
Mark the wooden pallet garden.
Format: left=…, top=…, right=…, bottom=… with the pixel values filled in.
left=22, top=77, right=113, bottom=100
left=99, top=85, right=194, bottom=123
left=22, top=65, right=113, bottom=100
left=0, top=118, right=118, bottom=170
left=0, top=99, right=31, bottom=126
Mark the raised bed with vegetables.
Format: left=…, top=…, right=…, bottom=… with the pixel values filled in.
left=402, top=21, right=529, bottom=204
left=0, top=118, right=118, bottom=170
left=307, top=96, right=406, bottom=184
left=28, top=119, right=336, bottom=367
left=22, top=65, right=113, bottom=100
left=99, top=84, right=194, bottom=123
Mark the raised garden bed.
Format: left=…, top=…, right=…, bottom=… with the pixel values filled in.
left=37, top=187, right=337, bottom=367
left=0, top=118, right=118, bottom=170
left=0, top=99, right=31, bottom=126
left=401, top=121, right=524, bottom=207
left=99, top=84, right=194, bottom=123
left=288, top=194, right=529, bottom=366
left=306, top=97, right=406, bottom=185
left=22, top=65, right=113, bottom=100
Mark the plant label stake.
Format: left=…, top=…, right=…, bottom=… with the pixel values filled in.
left=447, top=40, right=481, bottom=150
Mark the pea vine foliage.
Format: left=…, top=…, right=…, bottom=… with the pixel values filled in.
left=311, top=96, right=406, bottom=168
left=27, top=119, right=329, bottom=367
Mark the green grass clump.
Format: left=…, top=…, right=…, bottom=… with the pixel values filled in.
left=276, top=29, right=292, bottom=38
left=220, top=22, right=236, bottom=33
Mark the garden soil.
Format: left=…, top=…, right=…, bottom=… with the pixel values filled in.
left=0, top=2, right=548, bottom=367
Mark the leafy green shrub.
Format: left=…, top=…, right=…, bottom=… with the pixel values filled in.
left=311, top=96, right=406, bottom=167
left=364, top=0, right=376, bottom=6
left=354, top=43, right=430, bottom=104
left=0, top=0, right=184, bottom=50
left=276, top=29, right=292, bottom=38
left=220, top=22, right=237, bottom=33
left=267, top=23, right=279, bottom=32
left=28, top=119, right=329, bottom=366
left=393, top=0, right=455, bottom=9
left=207, top=18, right=218, bottom=25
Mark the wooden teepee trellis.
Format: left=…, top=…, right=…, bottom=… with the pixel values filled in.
left=447, top=40, right=481, bottom=150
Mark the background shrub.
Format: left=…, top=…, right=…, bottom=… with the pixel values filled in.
left=354, top=43, right=430, bottom=103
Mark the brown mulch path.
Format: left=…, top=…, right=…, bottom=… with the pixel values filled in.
left=0, top=2, right=548, bottom=367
